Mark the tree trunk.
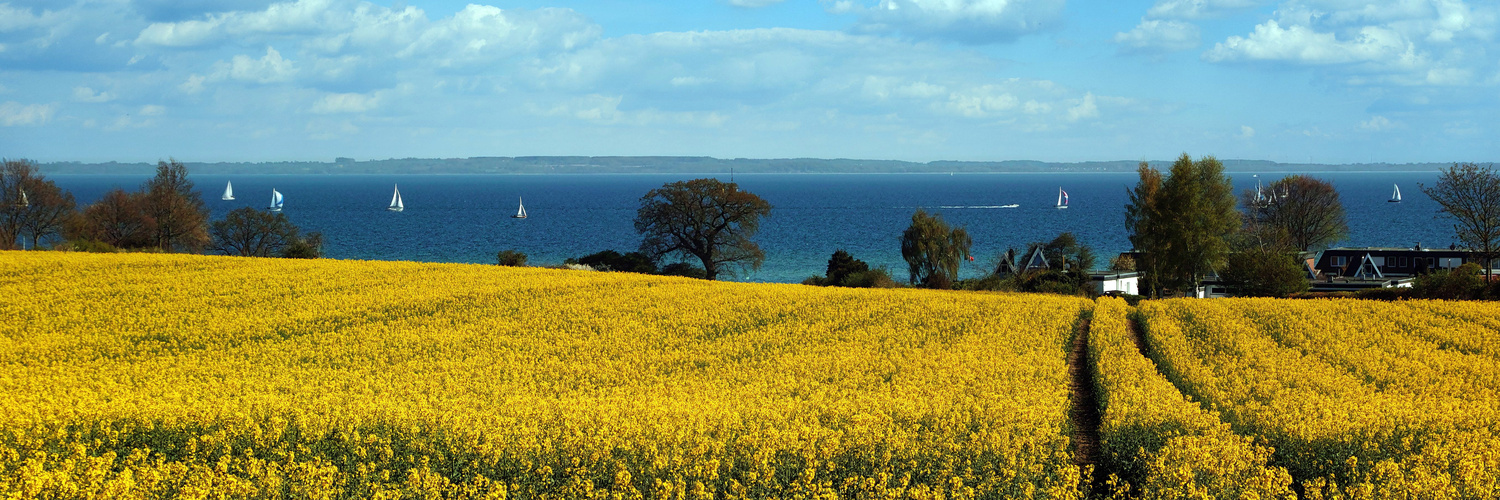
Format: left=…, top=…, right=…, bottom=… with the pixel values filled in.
left=701, top=254, right=718, bottom=281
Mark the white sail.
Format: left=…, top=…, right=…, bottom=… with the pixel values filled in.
left=512, top=197, right=527, bottom=218
left=17, top=188, right=27, bottom=207
left=1054, top=187, right=1069, bottom=209
left=222, top=181, right=234, bottom=201
left=268, top=189, right=283, bottom=211
left=1390, top=184, right=1402, bottom=203
left=388, top=185, right=404, bottom=211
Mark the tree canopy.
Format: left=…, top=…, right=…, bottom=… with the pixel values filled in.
left=634, top=178, right=772, bottom=281
left=210, top=207, right=308, bottom=257
left=1125, top=154, right=1238, bottom=297
left=900, top=209, right=972, bottom=288
left=1242, top=175, right=1348, bottom=251
left=1, top=159, right=75, bottom=250
left=144, top=159, right=210, bottom=252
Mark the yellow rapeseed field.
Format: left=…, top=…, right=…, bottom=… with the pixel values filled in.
left=0, top=251, right=1091, bottom=499
left=1139, top=298, right=1500, bottom=498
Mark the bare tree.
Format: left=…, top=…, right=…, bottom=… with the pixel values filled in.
left=1421, top=163, right=1500, bottom=274
left=1, top=159, right=77, bottom=250
left=69, top=188, right=154, bottom=248
left=143, top=159, right=210, bottom=252
left=1241, top=175, right=1348, bottom=252
left=635, top=178, right=772, bottom=280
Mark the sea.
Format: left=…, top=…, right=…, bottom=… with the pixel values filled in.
left=47, top=172, right=1448, bottom=283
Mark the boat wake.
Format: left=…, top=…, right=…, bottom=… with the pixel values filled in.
left=939, top=204, right=1021, bottom=209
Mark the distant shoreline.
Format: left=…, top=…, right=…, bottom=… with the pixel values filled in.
left=37, top=156, right=1465, bottom=175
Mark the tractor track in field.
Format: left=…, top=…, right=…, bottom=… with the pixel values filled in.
left=1067, top=317, right=1106, bottom=495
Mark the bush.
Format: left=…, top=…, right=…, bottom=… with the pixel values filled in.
left=567, top=250, right=657, bottom=274
left=841, top=268, right=899, bottom=288
left=658, top=262, right=706, bottom=279
left=1412, top=263, right=1482, bottom=300
left=497, top=250, right=528, bottom=267
left=57, top=239, right=119, bottom=253
left=1220, top=249, right=1309, bottom=298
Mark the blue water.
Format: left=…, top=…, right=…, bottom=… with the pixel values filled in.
left=48, top=172, right=1448, bottom=283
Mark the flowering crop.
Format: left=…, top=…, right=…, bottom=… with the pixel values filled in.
left=0, top=251, right=1091, bottom=499
left=1138, top=298, right=1500, bottom=498
left=1088, top=297, right=1294, bottom=499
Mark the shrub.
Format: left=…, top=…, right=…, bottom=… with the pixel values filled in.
left=496, top=250, right=528, bottom=267
left=842, top=268, right=899, bottom=288
left=57, top=239, right=119, bottom=253
left=1412, top=263, right=1482, bottom=300
left=567, top=250, right=657, bottom=274
left=658, top=262, right=706, bottom=279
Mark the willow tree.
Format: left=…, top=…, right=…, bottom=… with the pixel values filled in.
left=899, top=209, right=971, bottom=289
left=1124, top=154, right=1238, bottom=296
left=635, top=178, right=772, bottom=281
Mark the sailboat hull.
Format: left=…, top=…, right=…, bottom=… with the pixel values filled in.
left=388, top=207, right=403, bottom=212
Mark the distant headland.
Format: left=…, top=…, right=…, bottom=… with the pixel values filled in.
left=38, top=156, right=1461, bottom=175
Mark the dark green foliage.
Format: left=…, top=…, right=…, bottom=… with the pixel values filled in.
left=983, top=233, right=1097, bottom=296
left=59, top=239, right=119, bottom=253
left=496, top=250, right=528, bottom=267
left=824, top=249, right=870, bottom=286
left=281, top=232, right=323, bottom=259
left=1412, top=263, right=1483, bottom=300
left=568, top=250, right=658, bottom=274
left=658, top=262, right=707, bottom=279
left=1220, top=249, right=1311, bottom=297
left=900, top=209, right=971, bottom=289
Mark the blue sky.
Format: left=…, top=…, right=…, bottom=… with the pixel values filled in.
left=1, top=0, right=1496, bottom=164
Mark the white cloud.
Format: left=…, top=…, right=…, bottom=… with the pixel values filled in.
left=1203, top=1, right=1500, bottom=87
left=1239, top=125, right=1255, bottom=138
left=310, top=92, right=378, bottom=113
left=1114, top=19, right=1201, bottom=53
left=140, top=105, right=167, bottom=116
left=395, top=5, right=600, bottom=68
left=1067, top=92, right=1098, bottom=121
left=0, top=101, right=55, bottom=126
left=1204, top=20, right=1411, bottom=65
left=844, top=0, right=1065, bottom=43
left=1147, top=0, right=1262, bottom=20
left=212, top=46, right=299, bottom=84
left=72, top=86, right=114, bottom=102
left=1360, top=115, right=1396, bottom=131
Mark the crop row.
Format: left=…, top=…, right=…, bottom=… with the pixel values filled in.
left=0, top=251, right=1091, bottom=499
left=1138, top=298, right=1500, bottom=498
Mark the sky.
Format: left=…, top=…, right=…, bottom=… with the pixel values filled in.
left=0, top=0, right=1496, bottom=164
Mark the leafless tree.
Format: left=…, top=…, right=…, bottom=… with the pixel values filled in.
left=1241, top=175, right=1348, bottom=252
left=635, top=178, right=771, bottom=281
left=1421, top=163, right=1500, bottom=274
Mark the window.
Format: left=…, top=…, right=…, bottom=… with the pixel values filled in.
left=1334, top=256, right=1346, bottom=267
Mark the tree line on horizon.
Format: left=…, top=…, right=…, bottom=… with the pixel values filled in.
left=9, top=155, right=1500, bottom=301
left=1, top=158, right=321, bottom=258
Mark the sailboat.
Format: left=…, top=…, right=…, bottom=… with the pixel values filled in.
left=512, top=197, right=527, bottom=219
left=222, top=181, right=234, bottom=201
left=388, top=184, right=404, bottom=212
left=268, top=189, right=283, bottom=212
left=1389, top=184, right=1402, bottom=203
left=17, top=188, right=27, bottom=208
left=1054, top=188, right=1069, bottom=209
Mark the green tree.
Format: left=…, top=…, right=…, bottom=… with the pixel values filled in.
left=825, top=249, right=869, bottom=286
left=900, top=209, right=972, bottom=288
left=635, top=178, right=772, bottom=281
left=1220, top=248, right=1310, bottom=297
left=497, top=250, right=528, bottom=267
left=567, top=250, right=658, bottom=274
left=1242, top=175, right=1348, bottom=251
left=1420, top=163, right=1500, bottom=274
left=210, top=207, right=303, bottom=257
left=1125, top=154, right=1238, bottom=296
left=143, top=159, right=210, bottom=252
